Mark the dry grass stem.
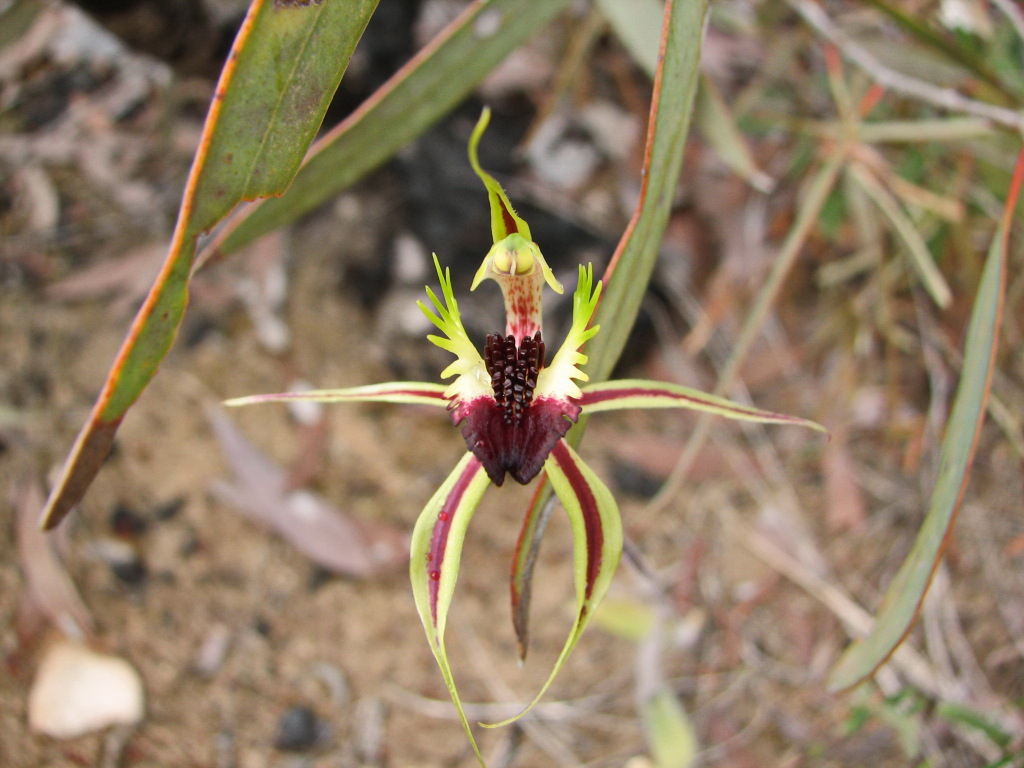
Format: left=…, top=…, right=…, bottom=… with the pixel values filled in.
left=731, top=512, right=942, bottom=697
left=789, top=0, right=1024, bottom=133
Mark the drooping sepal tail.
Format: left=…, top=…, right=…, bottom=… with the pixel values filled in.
left=409, top=452, right=492, bottom=766
left=483, top=438, right=622, bottom=728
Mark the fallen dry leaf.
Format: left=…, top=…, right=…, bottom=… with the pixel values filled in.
left=608, top=432, right=734, bottom=481
left=15, top=478, right=94, bottom=642
left=46, top=242, right=166, bottom=317
left=822, top=430, right=867, bottom=532
left=207, top=406, right=406, bottom=578
left=1004, top=533, right=1024, bottom=559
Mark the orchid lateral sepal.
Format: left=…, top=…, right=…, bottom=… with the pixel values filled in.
left=409, top=451, right=492, bottom=766
left=509, top=478, right=556, bottom=662
left=223, top=382, right=449, bottom=408
left=482, top=438, right=622, bottom=729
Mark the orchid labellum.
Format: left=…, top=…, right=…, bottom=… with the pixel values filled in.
left=227, top=109, right=824, bottom=764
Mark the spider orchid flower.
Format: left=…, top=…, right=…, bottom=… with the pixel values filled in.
left=227, top=109, right=825, bottom=764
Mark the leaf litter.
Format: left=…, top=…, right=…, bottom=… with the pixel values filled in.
left=207, top=405, right=407, bottom=578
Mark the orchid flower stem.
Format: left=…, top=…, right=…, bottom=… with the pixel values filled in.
left=227, top=98, right=825, bottom=767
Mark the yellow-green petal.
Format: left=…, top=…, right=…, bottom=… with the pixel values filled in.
left=409, top=452, right=492, bottom=766
left=484, top=438, right=622, bottom=728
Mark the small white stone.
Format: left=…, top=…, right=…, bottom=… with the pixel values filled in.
left=29, top=641, right=145, bottom=738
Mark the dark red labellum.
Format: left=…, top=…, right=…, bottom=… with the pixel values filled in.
left=455, top=396, right=579, bottom=486
left=450, top=332, right=579, bottom=485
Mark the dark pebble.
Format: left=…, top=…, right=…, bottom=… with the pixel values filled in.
left=154, top=496, right=186, bottom=521
left=111, top=557, right=148, bottom=587
left=273, top=705, right=322, bottom=752
left=110, top=505, right=149, bottom=538
left=610, top=459, right=665, bottom=499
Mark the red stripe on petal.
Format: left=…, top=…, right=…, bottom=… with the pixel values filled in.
left=581, top=382, right=819, bottom=428
left=550, top=439, right=602, bottom=600
left=426, top=457, right=485, bottom=623
left=579, top=385, right=686, bottom=406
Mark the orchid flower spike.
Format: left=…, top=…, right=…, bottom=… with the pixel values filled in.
left=227, top=107, right=826, bottom=766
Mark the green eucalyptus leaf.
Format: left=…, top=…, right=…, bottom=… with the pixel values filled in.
left=208, top=0, right=574, bottom=259
left=41, top=0, right=378, bottom=530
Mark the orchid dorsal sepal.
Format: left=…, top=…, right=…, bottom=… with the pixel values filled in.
left=409, top=451, right=492, bottom=766
left=468, top=108, right=562, bottom=295
left=577, top=379, right=828, bottom=434
left=224, top=381, right=450, bottom=408
left=469, top=106, right=532, bottom=243
left=482, top=438, right=622, bottom=729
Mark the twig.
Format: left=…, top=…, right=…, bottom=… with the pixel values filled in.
left=461, top=624, right=583, bottom=767
left=384, top=684, right=602, bottom=723
left=646, top=156, right=843, bottom=514
left=789, top=0, right=1024, bottom=134
left=730, top=512, right=942, bottom=698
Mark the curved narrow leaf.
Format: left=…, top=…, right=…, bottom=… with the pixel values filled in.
left=409, top=452, right=491, bottom=766
left=827, top=146, right=1024, bottom=692
left=579, top=378, right=827, bottom=433
left=205, top=0, right=575, bottom=260
left=16, top=478, right=94, bottom=640
left=40, top=0, right=378, bottom=529
left=595, top=0, right=663, bottom=77
left=856, top=0, right=1016, bottom=104
left=586, top=0, right=709, bottom=382
left=225, top=382, right=449, bottom=408
left=484, top=438, right=622, bottom=728
left=510, top=0, right=708, bottom=658
left=695, top=76, right=774, bottom=193
left=610, top=0, right=780, bottom=202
